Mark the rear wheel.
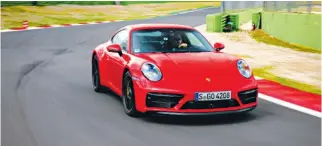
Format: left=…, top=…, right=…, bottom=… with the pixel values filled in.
left=92, top=55, right=103, bottom=92
left=122, top=71, right=142, bottom=117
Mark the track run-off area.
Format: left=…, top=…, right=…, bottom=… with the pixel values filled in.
left=1, top=7, right=321, bottom=146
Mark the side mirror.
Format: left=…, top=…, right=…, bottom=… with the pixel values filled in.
left=107, top=44, right=122, bottom=56
left=214, top=42, right=225, bottom=51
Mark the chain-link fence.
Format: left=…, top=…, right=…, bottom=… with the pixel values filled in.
left=263, top=1, right=321, bottom=13
left=221, top=1, right=263, bottom=13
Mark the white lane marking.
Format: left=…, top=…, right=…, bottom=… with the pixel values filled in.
left=1, top=27, right=41, bottom=32
left=258, top=93, right=322, bottom=118
left=50, top=25, right=61, bottom=27
left=0, top=29, right=20, bottom=32
left=70, top=24, right=84, bottom=26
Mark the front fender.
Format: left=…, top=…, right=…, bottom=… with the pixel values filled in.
left=93, top=44, right=106, bottom=62
left=124, top=55, right=145, bottom=81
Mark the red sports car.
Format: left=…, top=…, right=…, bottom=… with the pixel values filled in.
left=91, top=23, right=258, bottom=117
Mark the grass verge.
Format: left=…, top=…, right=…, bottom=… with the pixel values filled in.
left=1, top=2, right=220, bottom=29
left=249, top=29, right=321, bottom=54
left=0, top=1, right=197, bottom=7
left=253, top=66, right=321, bottom=95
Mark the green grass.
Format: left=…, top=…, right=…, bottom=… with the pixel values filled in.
left=1, top=1, right=116, bottom=6
left=1, top=2, right=220, bottom=29
left=253, top=66, right=321, bottom=95
left=0, top=1, right=155, bottom=7
left=0, top=1, right=208, bottom=7
left=249, top=29, right=321, bottom=54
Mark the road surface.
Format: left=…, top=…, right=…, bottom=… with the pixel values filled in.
left=1, top=7, right=321, bottom=146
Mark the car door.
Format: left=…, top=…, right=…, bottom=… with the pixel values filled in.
left=108, top=29, right=130, bottom=94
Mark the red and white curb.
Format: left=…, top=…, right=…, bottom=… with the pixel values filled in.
left=259, top=93, right=321, bottom=118
left=256, top=78, right=321, bottom=118
left=255, top=75, right=321, bottom=118
left=1, top=20, right=124, bottom=33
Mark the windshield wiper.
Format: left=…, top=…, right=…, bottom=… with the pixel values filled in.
left=170, top=49, right=191, bottom=53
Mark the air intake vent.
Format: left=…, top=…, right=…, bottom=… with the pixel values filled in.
left=238, top=88, right=258, bottom=104
left=146, top=93, right=184, bottom=108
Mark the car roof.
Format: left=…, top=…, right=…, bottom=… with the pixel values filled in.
left=123, top=23, right=195, bottom=31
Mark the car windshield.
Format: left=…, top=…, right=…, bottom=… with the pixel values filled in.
left=131, top=28, right=214, bottom=53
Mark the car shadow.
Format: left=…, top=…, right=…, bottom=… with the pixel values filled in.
left=99, top=87, right=259, bottom=126
left=140, top=112, right=258, bottom=126
left=100, top=87, right=122, bottom=101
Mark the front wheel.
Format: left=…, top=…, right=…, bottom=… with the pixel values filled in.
left=122, top=71, right=142, bottom=117
left=92, top=55, right=103, bottom=92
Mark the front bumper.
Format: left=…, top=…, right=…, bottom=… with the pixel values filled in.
left=132, top=77, right=258, bottom=114
left=147, top=105, right=256, bottom=116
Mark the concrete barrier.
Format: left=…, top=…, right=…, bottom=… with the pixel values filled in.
left=262, top=12, right=321, bottom=50
left=206, top=13, right=223, bottom=32
left=231, top=8, right=262, bottom=27
left=206, top=8, right=262, bottom=32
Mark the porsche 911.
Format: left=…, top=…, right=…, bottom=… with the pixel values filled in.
left=91, top=23, right=258, bottom=117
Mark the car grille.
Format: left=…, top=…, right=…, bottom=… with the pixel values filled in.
left=146, top=93, right=184, bottom=108
left=238, top=88, right=258, bottom=104
left=180, top=99, right=240, bottom=109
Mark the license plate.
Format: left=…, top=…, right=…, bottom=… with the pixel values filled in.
left=194, top=91, right=231, bottom=101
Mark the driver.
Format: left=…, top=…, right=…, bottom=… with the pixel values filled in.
left=168, top=31, right=188, bottom=49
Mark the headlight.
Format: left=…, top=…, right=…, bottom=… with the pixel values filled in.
left=141, top=62, right=162, bottom=81
left=237, top=59, right=252, bottom=78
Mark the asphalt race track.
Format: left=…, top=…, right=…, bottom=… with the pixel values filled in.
left=1, top=7, right=321, bottom=146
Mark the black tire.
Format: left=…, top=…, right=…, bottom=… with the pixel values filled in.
left=92, top=55, right=103, bottom=92
left=122, top=71, right=142, bottom=117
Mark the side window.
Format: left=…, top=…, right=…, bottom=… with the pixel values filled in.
left=111, top=33, right=121, bottom=44
left=122, top=35, right=128, bottom=51
left=111, top=29, right=129, bottom=52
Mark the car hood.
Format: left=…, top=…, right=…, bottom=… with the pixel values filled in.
left=135, top=52, right=244, bottom=90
